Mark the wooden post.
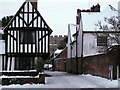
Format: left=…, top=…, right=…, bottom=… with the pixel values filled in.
left=109, top=65, right=113, bottom=81
left=39, top=73, right=45, bottom=84
left=117, top=66, right=119, bottom=79
left=119, top=78, right=120, bottom=88
left=0, top=55, right=2, bottom=71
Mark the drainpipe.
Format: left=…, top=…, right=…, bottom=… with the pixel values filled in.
left=76, top=11, right=83, bottom=75
left=76, top=26, right=78, bottom=75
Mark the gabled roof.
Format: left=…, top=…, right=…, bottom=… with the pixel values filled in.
left=4, top=1, right=52, bottom=34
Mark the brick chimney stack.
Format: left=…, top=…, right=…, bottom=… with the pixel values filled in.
left=26, top=0, right=38, bottom=9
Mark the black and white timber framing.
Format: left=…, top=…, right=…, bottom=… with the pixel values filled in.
left=2, top=1, right=52, bottom=71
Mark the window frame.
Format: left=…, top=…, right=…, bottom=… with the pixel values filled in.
left=19, top=28, right=36, bottom=44
left=97, top=36, right=108, bottom=46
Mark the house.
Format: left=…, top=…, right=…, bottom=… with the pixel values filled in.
left=1, top=0, right=52, bottom=71
left=68, top=9, right=119, bottom=58
left=53, top=8, right=120, bottom=79
left=67, top=11, right=120, bottom=77
left=1, top=0, right=53, bottom=85
left=69, top=30, right=119, bottom=58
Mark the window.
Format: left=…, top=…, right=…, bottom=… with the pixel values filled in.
left=16, top=57, right=34, bottom=70
left=20, top=30, right=36, bottom=44
left=97, top=36, right=107, bottom=46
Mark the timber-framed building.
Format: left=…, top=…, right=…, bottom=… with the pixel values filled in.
left=2, top=0, right=52, bottom=71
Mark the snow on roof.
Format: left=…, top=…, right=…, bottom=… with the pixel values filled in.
left=0, top=29, right=3, bottom=34
left=54, top=49, right=63, bottom=54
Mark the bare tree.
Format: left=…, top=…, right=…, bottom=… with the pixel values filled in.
left=95, top=16, right=120, bottom=45
left=57, top=36, right=68, bottom=49
left=2, top=15, right=13, bottom=27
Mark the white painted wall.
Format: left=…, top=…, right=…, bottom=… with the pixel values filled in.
left=118, top=1, right=120, bottom=16
left=67, top=27, right=72, bottom=59
left=0, top=40, right=5, bottom=71
left=0, top=55, right=2, bottom=71
left=83, top=33, right=98, bottom=57
left=69, top=33, right=105, bottom=58
left=71, top=42, right=77, bottom=58
left=0, top=40, right=5, bottom=54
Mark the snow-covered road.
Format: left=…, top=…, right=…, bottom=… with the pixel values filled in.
left=1, top=70, right=119, bottom=88
left=44, top=70, right=118, bottom=88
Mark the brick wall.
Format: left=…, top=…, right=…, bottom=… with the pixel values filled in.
left=52, top=47, right=67, bottom=71
left=50, top=35, right=67, bottom=54
left=82, top=54, right=109, bottom=78
left=53, top=52, right=120, bottom=79
left=54, top=59, right=66, bottom=72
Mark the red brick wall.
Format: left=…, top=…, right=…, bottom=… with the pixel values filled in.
left=66, top=58, right=77, bottom=74
left=52, top=47, right=67, bottom=71
left=53, top=47, right=120, bottom=79
left=54, top=59, right=66, bottom=72
left=66, top=59, right=71, bottom=73
left=82, top=54, right=109, bottom=78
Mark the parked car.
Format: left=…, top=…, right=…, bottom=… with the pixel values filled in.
left=43, top=64, right=52, bottom=70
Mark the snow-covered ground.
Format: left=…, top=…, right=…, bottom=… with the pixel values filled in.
left=1, top=70, right=119, bottom=89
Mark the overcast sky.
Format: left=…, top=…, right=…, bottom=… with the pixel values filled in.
left=0, top=0, right=119, bottom=35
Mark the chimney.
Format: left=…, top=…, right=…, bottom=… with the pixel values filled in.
left=26, top=0, right=37, bottom=9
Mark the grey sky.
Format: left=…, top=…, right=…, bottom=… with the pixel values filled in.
left=0, top=0, right=119, bottom=35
